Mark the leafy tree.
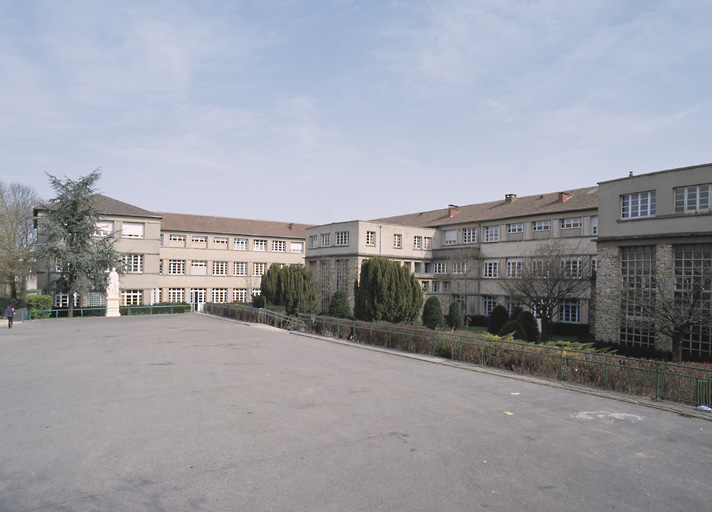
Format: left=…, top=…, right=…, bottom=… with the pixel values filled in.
left=516, top=310, right=540, bottom=343
left=0, top=180, right=42, bottom=299
left=422, top=296, right=444, bottom=329
left=353, top=256, right=423, bottom=324
left=447, top=301, right=464, bottom=329
left=499, top=319, right=527, bottom=341
left=328, top=289, right=352, bottom=318
left=35, top=171, right=121, bottom=317
left=488, top=305, right=509, bottom=335
left=499, top=239, right=592, bottom=342
left=260, top=263, right=281, bottom=305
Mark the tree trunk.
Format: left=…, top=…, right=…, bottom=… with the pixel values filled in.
left=672, top=332, right=684, bottom=363
left=68, top=295, right=74, bottom=318
left=540, top=317, right=551, bottom=343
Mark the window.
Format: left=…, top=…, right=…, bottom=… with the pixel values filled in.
left=442, top=281, right=450, bottom=293
left=159, top=260, right=163, bottom=274
left=533, top=259, right=549, bottom=278
left=252, top=289, right=262, bottom=297
left=234, top=238, right=248, bottom=250
left=167, top=288, right=185, bottom=303
left=591, top=216, right=598, bottom=236
left=432, top=281, right=439, bottom=293
left=621, top=191, right=656, bottom=218
left=483, top=296, right=497, bottom=316
left=87, top=292, right=106, bottom=307
left=507, top=223, right=523, bottom=234
left=191, top=288, right=206, bottom=304
left=674, top=243, right=712, bottom=358
left=169, top=234, right=186, bottom=246
left=366, top=231, right=376, bottom=246
left=413, top=236, right=422, bottom=249
left=434, top=262, right=446, bottom=274
left=94, top=221, right=114, bottom=237
left=234, top=262, right=247, bottom=276
left=192, top=236, right=207, bottom=244
left=421, top=281, right=429, bottom=293
left=213, top=261, right=227, bottom=276
left=168, top=260, right=185, bottom=275
left=320, top=233, right=331, bottom=247
left=212, top=288, right=228, bottom=303
left=452, top=263, right=466, bottom=274
left=560, top=218, right=582, bottom=229
left=506, top=298, right=523, bottom=316
left=54, top=293, right=77, bottom=308
left=233, top=289, right=248, bottom=303
left=336, top=232, right=350, bottom=246
left=484, top=226, right=499, bottom=242
left=559, top=299, right=580, bottom=323
left=675, top=184, right=711, bottom=212
left=444, top=230, right=457, bottom=245
left=122, top=254, right=144, bottom=273
left=253, top=239, right=266, bottom=251
left=253, top=262, right=266, bottom=276
left=160, top=234, right=163, bottom=247
left=423, top=262, right=431, bottom=273
left=335, top=259, right=349, bottom=291
left=561, top=258, right=582, bottom=278
left=619, top=246, right=656, bottom=348
left=214, top=236, right=229, bottom=247
left=272, top=240, right=286, bottom=252
left=153, top=288, right=162, bottom=303
left=121, top=290, right=142, bottom=306
left=424, top=237, right=432, bottom=249
left=484, top=260, right=499, bottom=278
left=463, top=228, right=477, bottom=243
left=533, top=220, right=551, bottom=231
left=394, top=234, right=402, bottom=248
left=507, top=259, right=522, bottom=278
left=309, top=235, right=318, bottom=249
left=290, top=242, right=304, bottom=253
left=191, top=260, right=207, bottom=276
left=122, top=222, right=144, bottom=239
left=591, top=256, right=598, bottom=273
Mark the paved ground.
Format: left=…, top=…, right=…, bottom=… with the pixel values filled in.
left=1, top=314, right=710, bottom=512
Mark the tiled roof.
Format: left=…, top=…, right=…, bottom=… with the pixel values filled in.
left=371, top=186, right=599, bottom=227
left=93, top=194, right=161, bottom=218
left=158, top=212, right=314, bottom=239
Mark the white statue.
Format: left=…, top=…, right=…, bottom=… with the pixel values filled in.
left=107, top=268, right=120, bottom=298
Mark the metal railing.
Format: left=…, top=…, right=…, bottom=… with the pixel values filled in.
left=200, top=305, right=712, bottom=407
left=27, top=304, right=191, bottom=319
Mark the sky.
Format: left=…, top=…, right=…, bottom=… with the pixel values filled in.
left=1, top=0, right=711, bottom=225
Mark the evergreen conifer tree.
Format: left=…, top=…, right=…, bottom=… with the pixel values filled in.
left=487, top=305, right=509, bottom=335
left=422, top=296, right=443, bottom=329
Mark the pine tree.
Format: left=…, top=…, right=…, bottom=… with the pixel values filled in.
left=260, top=263, right=281, bottom=305
left=328, top=290, right=352, bottom=318
left=35, top=171, right=121, bottom=317
left=422, top=296, right=443, bottom=329
left=353, top=256, right=423, bottom=324
left=447, top=301, right=464, bottom=329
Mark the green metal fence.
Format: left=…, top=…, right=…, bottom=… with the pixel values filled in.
left=204, top=303, right=306, bottom=331
left=27, top=304, right=191, bottom=319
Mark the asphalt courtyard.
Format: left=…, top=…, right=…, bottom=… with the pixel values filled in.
left=1, top=314, right=710, bottom=512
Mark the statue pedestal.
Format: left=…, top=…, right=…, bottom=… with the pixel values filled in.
left=106, top=297, right=121, bottom=317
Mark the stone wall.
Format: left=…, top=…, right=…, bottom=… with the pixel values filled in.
left=592, top=246, right=620, bottom=342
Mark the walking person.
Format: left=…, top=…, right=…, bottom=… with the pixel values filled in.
left=4, top=304, right=14, bottom=329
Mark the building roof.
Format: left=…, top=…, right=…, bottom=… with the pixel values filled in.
left=93, top=194, right=162, bottom=218
left=157, top=212, right=314, bottom=239
left=371, top=186, right=599, bottom=228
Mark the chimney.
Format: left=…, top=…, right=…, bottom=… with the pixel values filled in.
left=557, top=192, right=571, bottom=203
left=505, top=194, right=517, bottom=203
left=448, top=204, right=459, bottom=218
left=288, top=223, right=295, bottom=231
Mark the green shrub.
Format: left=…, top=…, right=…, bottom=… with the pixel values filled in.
left=516, top=310, right=540, bottom=343
left=487, top=305, right=509, bottom=335
left=252, top=294, right=266, bottom=308
left=468, top=315, right=488, bottom=327
left=550, top=322, right=591, bottom=338
left=328, top=290, right=352, bottom=318
left=447, top=301, right=464, bottom=329
left=422, top=296, right=444, bottom=329
left=435, top=340, right=452, bottom=359
left=26, top=295, right=53, bottom=319
left=499, top=320, right=527, bottom=341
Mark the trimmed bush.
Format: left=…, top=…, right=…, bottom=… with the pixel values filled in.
left=447, top=301, right=464, bottom=329
left=488, top=305, right=509, bottom=335
left=26, top=295, right=53, bottom=319
left=468, top=315, right=488, bottom=327
left=252, top=294, right=266, bottom=308
left=550, top=322, right=591, bottom=338
left=422, top=296, right=444, bottom=329
left=328, top=290, right=352, bottom=318
left=499, top=319, right=527, bottom=341
left=516, top=310, right=540, bottom=343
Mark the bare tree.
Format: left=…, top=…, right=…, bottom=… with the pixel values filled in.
left=622, top=244, right=712, bottom=362
left=0, top=180, right=42, bottom=299
left=499, top=239, right=592, bottom=342
left=445, top=247, right=479, bottom=312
